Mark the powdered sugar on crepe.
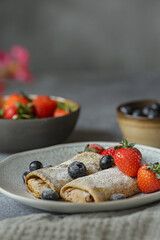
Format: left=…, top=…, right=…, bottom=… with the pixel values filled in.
left=83, top=167, right=137, bottom=189
left=25, top=152, right=102, bottom=196
left=61, top=166, right=140, bottom=202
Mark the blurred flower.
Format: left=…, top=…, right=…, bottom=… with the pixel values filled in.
left=0, top=51, right=11, bottom=68
left=10, top=45, right=30, bottom=66
left=0, top=45, right=34, bottom=94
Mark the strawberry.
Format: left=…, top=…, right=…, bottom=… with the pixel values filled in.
left=53, top=102, right=77, bottom=118
left=53, top=109, right=69, bottom=117
left=15, top=102, right=36, bottom=119
left=3, top=105, right=17, bottom=119
left=101, top=145, right=123, bottom=157
left=138, top=163, right=160, bottom=193
left=84, top=144, right=104, bottom=154
left=3, top=102, right=36, bottom=119
left=4, top=93, right=29, bottom=110
left=33, top=96, right=57, bottom=118
left=101, top=147, right=116, bottom=157
left=114, top=139, right=142, bottom=177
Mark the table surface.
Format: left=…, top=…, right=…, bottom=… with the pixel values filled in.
left=1, top=70, right=160, bottom=221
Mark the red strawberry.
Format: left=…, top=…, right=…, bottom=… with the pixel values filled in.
left=53, top=109, right=69, bottom=117
left=3, top=105, right=17, bottom=119
left=84, top=144, right=104, bottom=154
left=114, top=139, right=142, bottom=177
left=53, top=101, right=77, bottom=117
left=4, top=93, right=29, bottom=110
left=101, top=147, right=116, bottom=157
left=33, top=96, right=57, bottom=118
left=138, top=163, right=160, bottom=193
left=3, top=102, right=36, bottom=119
left=101, top=145, right=123, bottom=157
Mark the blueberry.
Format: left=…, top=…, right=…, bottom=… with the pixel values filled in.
left=42, top=188, right=60, bottom=200
left=110, top=194, right=126, bottom=201
left=147, top=109, right=160, bottom=119
left=120, top=106, right=133, bottom=115
left=150, top=103, right=160, bottom=112
left=68, top=161, right=87, bottom=179
left=100, top=155, right=114, bottom=170
left=132, top=109, right=144, bottom=117
left=44, top=165, right=53, bottom=168
left=142, top=106, right=151, bottom=116
left=29, top=161, right=43, bottom=172
left=22, top=171, right=30, bottom=183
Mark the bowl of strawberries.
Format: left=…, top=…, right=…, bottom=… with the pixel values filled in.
left=0, top=92, right=80, bottom=153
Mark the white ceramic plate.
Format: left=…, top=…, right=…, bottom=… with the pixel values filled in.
left=0, top=142, right=160, bottom=213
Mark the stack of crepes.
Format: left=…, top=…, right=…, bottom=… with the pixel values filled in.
left=25, top=152, right=140, bottom=203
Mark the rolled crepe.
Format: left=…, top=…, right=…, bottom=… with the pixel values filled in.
left=25, top=152, right=102, bottom=198
left=60, top=167, right=140, bottom=203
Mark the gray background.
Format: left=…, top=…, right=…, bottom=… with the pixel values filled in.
left=1, top=0, right=160, bottom=74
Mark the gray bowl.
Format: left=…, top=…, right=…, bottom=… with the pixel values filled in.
left=0, top=95, right=80, bottom=153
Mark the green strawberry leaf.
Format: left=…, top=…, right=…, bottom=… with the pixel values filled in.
left=146, top=162, right=160, bottom=180
left=84, top=144, right=90, bottom=151
left=68, top=103, right=78, bottom=112
left=57, top=102, right=69, bottom=112
left=57, top=102, right=78, bottom=113
left=88, top=148, right=100, bottom=153
left=122, top=139, right=128, bottom=147
left=114, top=145, right=123, bottom=151
left=156, top=173, right=160, bottom=179
left=0, top=108, right=4, bottom=118
left=20, top=91, right=32, bottom=102
left=83, top=144, right=100, bottom=153
left=115, top=139, right=136, bottom=151
left=128, top=142, right=136, bottom=148
left=15, top=102, right=36, bottom=119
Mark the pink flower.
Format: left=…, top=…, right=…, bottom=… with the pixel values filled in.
left=0, top=45, right=34, bottom=94
left=10, top=46, right=30, bottom=66
left=13, top=65, right=33, bottom=83
left=0, top=81, right=4, bottom=95
left=0, top=51, right=12, bottom=68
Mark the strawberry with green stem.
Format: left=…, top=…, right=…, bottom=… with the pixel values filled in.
left=114, top=139, right=142, bottom=177
left=3, top=92, right=30, bottom=110
left=83, top=144, right=104, bottom=154
left=53, top=102, right=77, bottom=117
left=3, top=91, right=36, bottom=119
left=4, top=102, right=36, bottom=119
left=138, top=163, right=160, bottom=193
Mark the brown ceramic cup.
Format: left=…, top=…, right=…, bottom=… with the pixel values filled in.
left=116, top=99, right=160, bottom=148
